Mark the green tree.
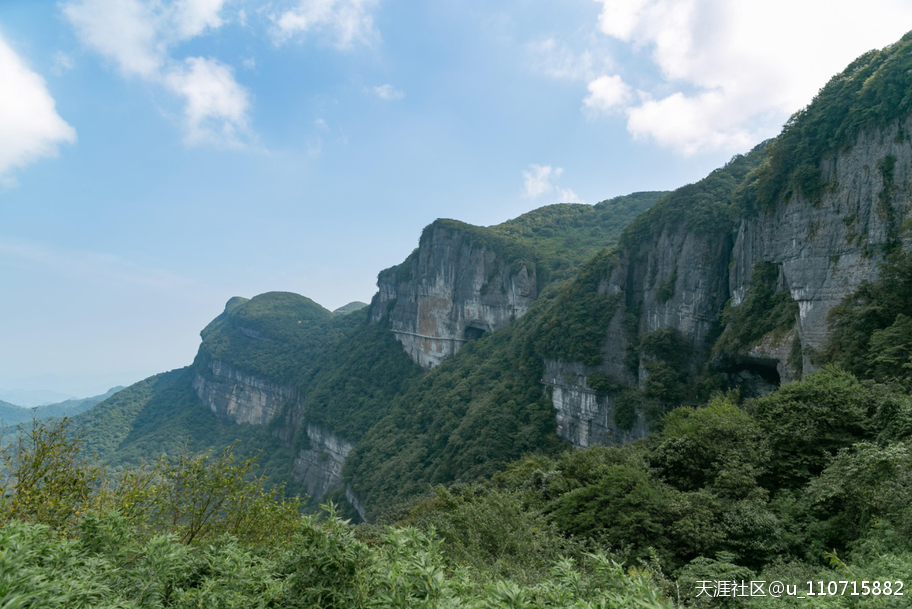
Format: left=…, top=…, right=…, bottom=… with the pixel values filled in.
left=0, top=418, right=100, bottom=531
left=749, top=366, right=873, bottom=488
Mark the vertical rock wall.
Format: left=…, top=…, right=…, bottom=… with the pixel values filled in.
left=192, top=358, right=296, bottom=426
left=292, top=423, right=354, bottom=501
left=731, top=117, right=912, bottom=369
left=370, top=221, right=538, bottom=368
left=192, top=358, right=366, bottom=513
left=549, top=118, right=912, bottom=449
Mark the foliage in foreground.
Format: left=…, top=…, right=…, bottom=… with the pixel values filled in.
left=397, top=367, right=912, bottom=607
left=0, top=515, right=673, bottom=609
left=0, top=418, right=672, bottom=608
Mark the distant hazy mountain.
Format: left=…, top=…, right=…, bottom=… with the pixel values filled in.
left=0, top=386, right=123, bottom=427
left=333, top=301, right=369, bottom=315
left=0, top=388, right=76, bottom=407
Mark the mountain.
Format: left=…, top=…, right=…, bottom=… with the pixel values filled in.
left=74, top=32, right=912, bottom=522
left=0, top=388, right=76, bottom=407
left=74, top=192, right=664, bottom=518
left=539, top=32, right=912, bottom=451
left=0, top=387, right=122, bottom=428
left=332, top=301, right=369, bottom=315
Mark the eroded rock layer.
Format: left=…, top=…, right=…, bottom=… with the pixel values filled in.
left=370, top=220, right=537, bottom=368
left=549, top=118, right=912, bottom=448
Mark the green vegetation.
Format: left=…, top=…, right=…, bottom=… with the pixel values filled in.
left=621, top=148, right=767, bottom=253
left=432, top=218, right=539, bottom=274
left=399, top=370, right=912, bottom=602
left=531, top=148, right=767, bottom=376
left=196, top=291, right=334, bottom=386
left=347, top=298, right=567, bottom=519
left=824, top=247, right=912, bottom=383
left=0, top=388, right=119, bottom=429
left=637, top=329, right=698, bottom=416
left=332, top=301, right=369, bottom=315
left=740, top=32, right=912, bottom=211
left=492, top=191, right=666, bottom=283
left=0, top=418, right=671, bottom=607
left=534, top=249, right=622, bottom=366
left=38, top=32, right=912, bottom=605
left=294, top=313, right=424, bottom=440
left=73, top=190, right=665, bottom=520
left=74, top=368, right=299, bottom=493
left=606, top=328, right=713, bottom=430
left=714, top=262, right=799, bottom=355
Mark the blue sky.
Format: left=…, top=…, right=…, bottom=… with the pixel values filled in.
left=2, top=0, right=911, bottom=397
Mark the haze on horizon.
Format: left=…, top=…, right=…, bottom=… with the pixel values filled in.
left=2, top=0, right=911, bottom=397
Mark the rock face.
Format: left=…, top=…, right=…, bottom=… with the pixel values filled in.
left=192, top=358, right=296, bottom=426
left=730, top=118, right=912, bottom=360
left=370, top=220, right=538, bottom=368
left=543, top=359, right=648, bottom=448
left=550, top=118, right=912, bottom=449
left=192, top=358, right=365, bottom=513
left=292, top=423, right=354, bottom=501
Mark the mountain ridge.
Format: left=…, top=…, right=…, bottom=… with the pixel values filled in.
left=72, top=33, right=912, bottom=521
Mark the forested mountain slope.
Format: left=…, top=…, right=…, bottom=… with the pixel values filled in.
left=75, top=32, right=912, bottom=524
left=75, top=192, right=664, bottom=517
left=0, top=387, right=120, bottom=428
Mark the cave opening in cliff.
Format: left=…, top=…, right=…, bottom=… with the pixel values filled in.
left=715, top=355, right=782, bottom=398
left=464, top=326, right=487, bottom=341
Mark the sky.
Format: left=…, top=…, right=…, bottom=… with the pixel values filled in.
left=2, top=0, right=912, bottom=398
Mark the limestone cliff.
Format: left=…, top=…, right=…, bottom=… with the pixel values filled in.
left=292, top=423, right=354, bottom=504
left=543, top=359, right=648, bottom=448
left=192, top=353, right=364, bottom=512
left=729, top=117, right=912, bottom=366
left=192, top=357, right=296, bottom=426
left=370, top=219, right=538, bottom=368
left=548, top=116, right=912, bottom=448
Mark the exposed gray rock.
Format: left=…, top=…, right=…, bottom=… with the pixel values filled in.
left=192, top=359, right=296, bottom=426
left=594, top=224, right=734, bottom=382
left=193, top=360, right=361, bottom=513
left=543, top=359, right=648, bottom=447
left=345, top=486, right=367, bottom=522
left=730, top=117, right=912, bottom=370
left=550, top=117, right=912, bottom=448
left=370, top=221, right=537, bottom=368
left=292, top=423, right=354, bottom=500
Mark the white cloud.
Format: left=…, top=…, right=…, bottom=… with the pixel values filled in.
left=523, top=164, right=583, bottom=202
left=528, top=38, right=595, bottom=81
left=583, top=74, right=633, bottom=114
left=626, top=91, right=757, bottom=155
left=523, top=164, right=561, bottom=198
left=272, top=0, right=379, bottom=48
left=557, top=187, right=583, bottom=203
left=372, top=84, right=403, bottom=100
left=165, top=57, right=250, bottom=146
left=63, top=0, right=249, bottom=146
left=64, top=0, right=162, bottom=78
left=588, top=0, right=912, bottom=155
left=0, top=35, right=76, bottom=186
left=171, top=0, right=226, bottom=39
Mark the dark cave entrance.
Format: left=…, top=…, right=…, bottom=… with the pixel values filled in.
left=713, top=354, right=782, bottom=398
left=464, top=326, right=487, bottom=341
